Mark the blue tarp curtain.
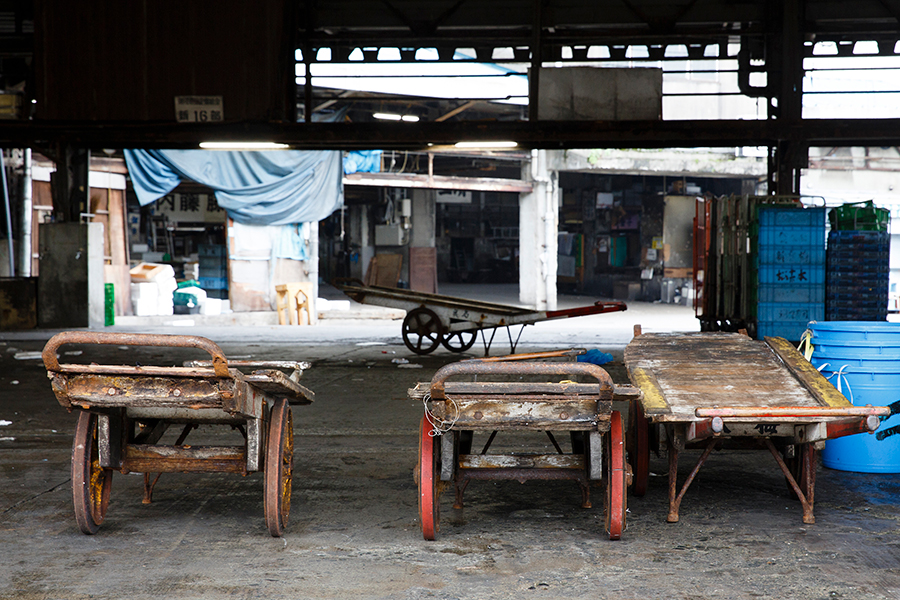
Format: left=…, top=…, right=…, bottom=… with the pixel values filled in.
left=124, top=149, right=345, bottom=226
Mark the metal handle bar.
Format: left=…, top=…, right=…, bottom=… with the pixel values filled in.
left=429, top=360, right=613, bottom=399
left=467, top=348, right=586, bottom=363
left=42, top=331, right=230, bottom=378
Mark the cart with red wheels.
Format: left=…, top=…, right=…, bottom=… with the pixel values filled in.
left=42, top=331, right=314, bottom=537
left=409, top=350, right=639, bottom=540
left=625, top=328, right=890, bottom=524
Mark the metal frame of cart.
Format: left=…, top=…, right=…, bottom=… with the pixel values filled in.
left=409, top=350, right=640, bottom=540
left=335, top=278, right=627, bottom=355
left=625, top=328, right=889, bottom=524
left=42, top=331, right=314, bottom=537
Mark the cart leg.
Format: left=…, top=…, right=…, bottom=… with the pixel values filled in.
left=264, top=399, right=294, bottom=537
left=418, top=414, right=441, bottom=540
left=72, top=411, right=113, bottom=535
left=765, top=439, right=816, bottom=524
left=667, top=437, right=718, bottom=523
left=630, top=397, right=650, bottom=497
left=606, top=410, right=626, bottom=540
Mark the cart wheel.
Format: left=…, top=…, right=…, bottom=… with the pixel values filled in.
left=606, top=410, right=626, bottom=540
left=72, top=411, right=112, bottom=535
left=418, top=414, right=441, bottom=540
left=402, top=308, right=443, bottom=355
left=441, top=330, right=477, bottom=353
left=629, top=398, right=650, bottom=497
left=265, top=399, right=294, bottom=537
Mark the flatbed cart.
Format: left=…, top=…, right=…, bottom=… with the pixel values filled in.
left=42, top=331, right=314, bottom=537
left=334, top=278, right=627, bottom=355
left=624, top=328, right=890, bottom=524
left=408, top=349, right=641, bottom=540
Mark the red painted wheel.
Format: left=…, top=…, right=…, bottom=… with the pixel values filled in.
left=418, top=413, right=440, bottom=540
left=606, top=410, right=626, bottom=540
left=630, top=398, right=650, bottom=497
left=402, top=308, right=443, bottom=355
left=265, top=399, right=294, bottom=537
left=72, top=411, right=112, bottom=535
left=785, top=443, right=815, bottom=500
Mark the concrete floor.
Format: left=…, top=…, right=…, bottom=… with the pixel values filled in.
left=1, top=288, right=899, bottom=599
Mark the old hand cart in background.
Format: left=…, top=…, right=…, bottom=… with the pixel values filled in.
left=409, top=349, right=640, bottom=540
left=42, top=331, right=314, bottom=537
left=625, top=329, right=889, bottom=524
left=335, top=278, right=627, bottom=355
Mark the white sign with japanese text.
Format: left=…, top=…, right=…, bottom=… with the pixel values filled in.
left=174, top=96, right=224, bottom=123
left=154, top=193, right=226, bottom=223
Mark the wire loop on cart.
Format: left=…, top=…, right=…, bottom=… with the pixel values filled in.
left=816, top=362, right=854, bottom=403
left=422, top=391, right=458, bottom=436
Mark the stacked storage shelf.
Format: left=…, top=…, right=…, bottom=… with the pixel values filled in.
left=199, top=244, right=228, bottom=299
left=826, top=230, right=889, bottom=321
left=756, top=207, right=826, bottom=341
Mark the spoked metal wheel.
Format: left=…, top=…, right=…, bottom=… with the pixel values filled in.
left=629, top=398, right=650, bottom=497
left=265, top=399, right=294, bottom=537
left=72, top=411, right=112, bottom=535
left=606, top=410, right=626, bottom=540
left=402, top=308, right=443, bottom=355
left=441, top=330, right=477, bottom=353
left=418, top=414, right=441, bottom=540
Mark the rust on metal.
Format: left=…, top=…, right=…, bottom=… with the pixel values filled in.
left=429, top=360, right=614, bottom=400
left=43, top=331, right=231, bottom=378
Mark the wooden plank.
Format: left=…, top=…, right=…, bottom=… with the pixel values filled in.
left=460, top=454, right=584, bottom=470
left=244, top=370, right=315, bottom=404
left=409, top=246, right=437, bottom=294
left=765, top=336, right=853, bottom=408
left=626, top=365, right=672, bottom=415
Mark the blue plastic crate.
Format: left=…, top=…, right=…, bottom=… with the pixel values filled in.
left=758, top=207, right=826, bottom=228
left=199, top=276, right=228, bottom=290
left=200, top=264, right=228, bottom=278
left=758, top=225, right=826, bottom=247
left=758, top=264, right=825, bottom=285
left=757, top=302, right=824, bottom=323
left=758, top=284, right=825, bottom=304
left=757, top=244, right=826, bottom=266
left=756, top=320, right=818, bottom=342
left=199, top=244, right=227, bottom=258
left=828, top=230, right=890, bottom=244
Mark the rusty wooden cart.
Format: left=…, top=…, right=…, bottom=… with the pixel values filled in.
left=625, top=329, right=890, bottom=524
left=42, top=331, right=314, bottom=537
left=409, top=350, right=640, bottom=540
left=335, top=278, right=627, bottom=355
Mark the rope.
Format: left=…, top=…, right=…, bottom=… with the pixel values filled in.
left=797, top=328, right=815, bottom=361
left=422, top=391, right=458, bottom=437
left=816, top=362, right=854, bottom=403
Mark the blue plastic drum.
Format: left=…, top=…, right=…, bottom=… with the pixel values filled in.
left=808, top=321, right=900, bottom=473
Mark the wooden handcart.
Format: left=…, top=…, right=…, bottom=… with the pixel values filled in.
left=409, top=350, right=640, bottom=540
left=42, top=331, right=314, bottom=537
left=335, top=278, right=627, bottom=355
left=625, top=328, right=890, bottom=524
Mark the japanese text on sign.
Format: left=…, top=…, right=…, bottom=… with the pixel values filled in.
left=174, top=96, right=224, bottom=123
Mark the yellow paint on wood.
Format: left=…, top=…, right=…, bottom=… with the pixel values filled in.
left=627, top=366, right=671, bottom=414
left=765, top=336, right=852, bottom=408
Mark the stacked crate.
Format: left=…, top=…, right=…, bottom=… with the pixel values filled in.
left=755, top=207, right=826, bottom=341
left=826, top=230, right=889, bottom=321
left=198, top=244, right=228, bottom=299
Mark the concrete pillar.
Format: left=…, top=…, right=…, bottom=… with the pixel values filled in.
left=38, top=222, right=105, bottom=328
left=410, top=189, right=435, bottom=247
left=519, top=149, right=558, bottom=310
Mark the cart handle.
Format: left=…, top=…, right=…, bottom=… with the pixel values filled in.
left=331, top=277, right=367, bottom=289
left=429, top=360, right=614, bottom=399
left=42, top=331, right=231, bottom=378
left=695, top=406, right=891, bottom=418
left=468, top=348, right=586, bottom=363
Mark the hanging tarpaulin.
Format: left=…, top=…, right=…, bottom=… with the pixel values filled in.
left=124, top=149, right=343, bottom=225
